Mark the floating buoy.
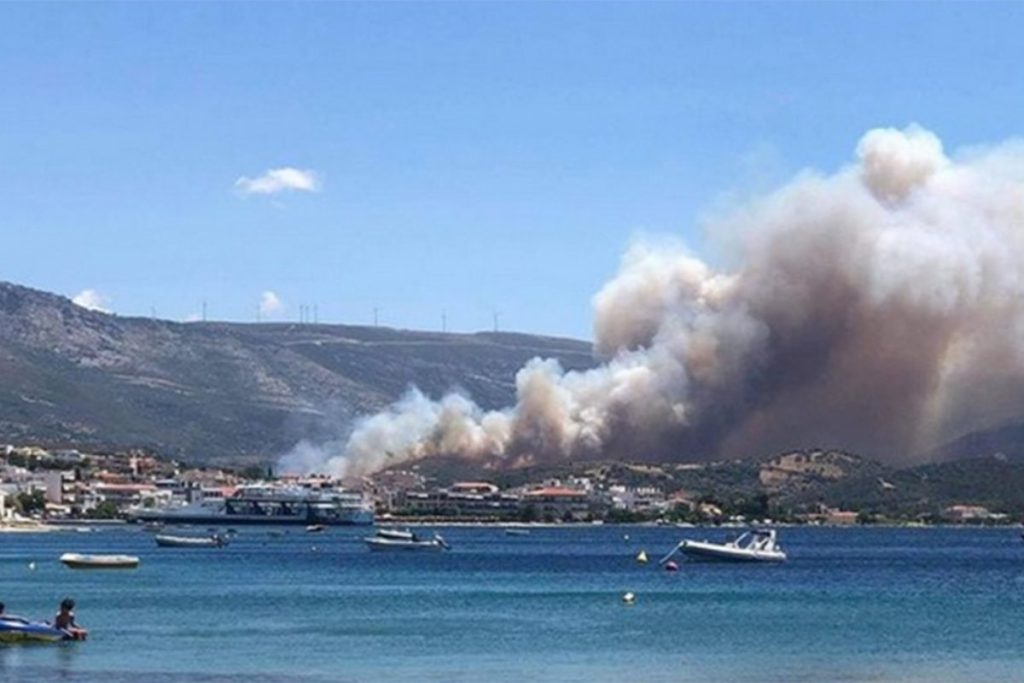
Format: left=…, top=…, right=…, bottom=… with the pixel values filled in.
left=623, top=534, right=630, bottom=541
left=635, top=550, right=648, bottom=564
left=664, top=560, right=679, bottom=572
left=622, top=591, right=636, bottom=604
left=28, top=561, right=36, bottom=571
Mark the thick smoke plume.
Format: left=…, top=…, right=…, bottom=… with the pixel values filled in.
left=281, top=126, right=1024, bottom=478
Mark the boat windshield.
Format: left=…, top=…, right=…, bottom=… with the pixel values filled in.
left=733, top=530, right=775, bottom=550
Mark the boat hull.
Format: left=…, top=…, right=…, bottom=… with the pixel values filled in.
left=154, top=535, right=225, bottom=548
left=0, top=619, right=71, bottom=643
left=364, top=538, right=447, bottom=552
left=59, top=553, right=140, bottom=569
left=679, top=540, right=786, bottom=563
left=130, top=511, right=373, bottom=526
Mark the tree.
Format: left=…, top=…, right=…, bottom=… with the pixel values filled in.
left=88, top=500, right=121, bottom=520
left=240, top=465, right=266, bottom=481
left=518, top=504, right=539, bottom=523
left=15, top=490, right=46, bottom=515
left=856, top=510, right=879, bottom=525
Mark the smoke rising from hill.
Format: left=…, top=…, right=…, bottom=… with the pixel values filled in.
left=280, top=126, right=1024, bottom=478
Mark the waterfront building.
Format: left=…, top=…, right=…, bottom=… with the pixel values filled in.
left=522, top=486, right=592, bottom=521
left=399, top=482, right=521, bottom=518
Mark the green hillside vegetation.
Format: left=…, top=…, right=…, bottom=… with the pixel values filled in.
left=405, top=450, right=1024, bottom=522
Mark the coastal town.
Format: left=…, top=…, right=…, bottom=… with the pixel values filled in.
left=1, top=443, right=1019, bottom=530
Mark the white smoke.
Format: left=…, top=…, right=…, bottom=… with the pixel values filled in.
left=71, top=289, right=112, bottom=313
left=280, top=125, right=1024, bottom=477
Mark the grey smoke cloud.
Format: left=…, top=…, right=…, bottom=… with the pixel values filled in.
left=281, top=125, right=1024, bottom=478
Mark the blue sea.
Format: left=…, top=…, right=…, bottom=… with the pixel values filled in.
left=2, top=525, right=1023, bottom=682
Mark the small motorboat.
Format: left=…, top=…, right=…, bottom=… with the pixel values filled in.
left=155, top=533, right=227, bottom=548
left=60, top=552, right=140, bottom=569
left=504, top=527, right=531, bottom=536
left=364, top=529, right=449, bottom=552
left=0, top=617, right=82, bottom=643
left=375, top=528, right=415, bottom=541
left=305, top=524, right=326, bottom=533
left=659, top=529, right=787, bottom=564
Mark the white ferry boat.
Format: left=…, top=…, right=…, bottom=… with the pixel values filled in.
left=129, top=485, right=374, bottom=526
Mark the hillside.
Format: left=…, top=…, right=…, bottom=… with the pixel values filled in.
left=0, top=281, right=595, bottom=464
left=403, top=449, right=1024, bottom=518
left=928, top=421, right=1024, bottom=463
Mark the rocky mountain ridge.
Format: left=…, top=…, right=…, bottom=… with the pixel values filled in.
left=0, top=281, right=594, bottom=464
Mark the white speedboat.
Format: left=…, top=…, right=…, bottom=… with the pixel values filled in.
left=364, top=530, right=449, bottom=552
left=154, top=533, right=227, bottom=548
left=660, top=529, right=787, bottom=564
left=375, top=528, right=415, bottom=541
left=60, top=552, right=140, bottom=569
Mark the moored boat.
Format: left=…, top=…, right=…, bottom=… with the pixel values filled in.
left=364, top=529, right=449, bottom=552
left=0, top=617, right=79, bottom=643
left=59, top=552, right=140, bottom=569
left=129, top=485, right=374, bottom=527
left=154, top=533, right=227, bottom=548
left=660, top=529, right=787, bottom=564
left=375, top=528, right=415, bottom=541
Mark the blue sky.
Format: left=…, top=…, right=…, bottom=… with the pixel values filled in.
left=2, top=2, right=1023, bottom=339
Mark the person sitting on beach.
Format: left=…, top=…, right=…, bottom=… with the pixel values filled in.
left=0, top=601, right=28, bottom=624
left=54, top=598, right=88, bottom=640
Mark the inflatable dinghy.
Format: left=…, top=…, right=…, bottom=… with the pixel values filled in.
left=0, top=617, right=80, bottom=643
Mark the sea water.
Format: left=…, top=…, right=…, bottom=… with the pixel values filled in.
left=1, top=525, right=1022, bottom=682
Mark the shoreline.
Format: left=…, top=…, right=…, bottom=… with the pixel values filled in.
left=374, top=519, right=1022, bottom=530
left=0, top=522, right=59, bottom=533
left=5, top=518, right=1017, bottom=532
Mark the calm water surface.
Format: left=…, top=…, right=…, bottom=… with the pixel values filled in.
left=1, top=525, right=1022, bottom=682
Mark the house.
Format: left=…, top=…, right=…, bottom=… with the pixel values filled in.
left=522, top=486, right=592, bottom=521
left=943, top=505, right=996, bottom=522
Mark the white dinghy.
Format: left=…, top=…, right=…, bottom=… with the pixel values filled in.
left=364, top=529, right=449, bottom=552
left=155, top=533, right=227, bottom=548
left=60, top=552, right=140, bottom=569
left=660, top=529, right=787, bottom=564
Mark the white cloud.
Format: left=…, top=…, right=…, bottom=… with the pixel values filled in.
left=71, top=289, right=111, bottom=313
left=234, top=167, right=321, bottom=196
left=259, top=290, right=284, bottom=317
